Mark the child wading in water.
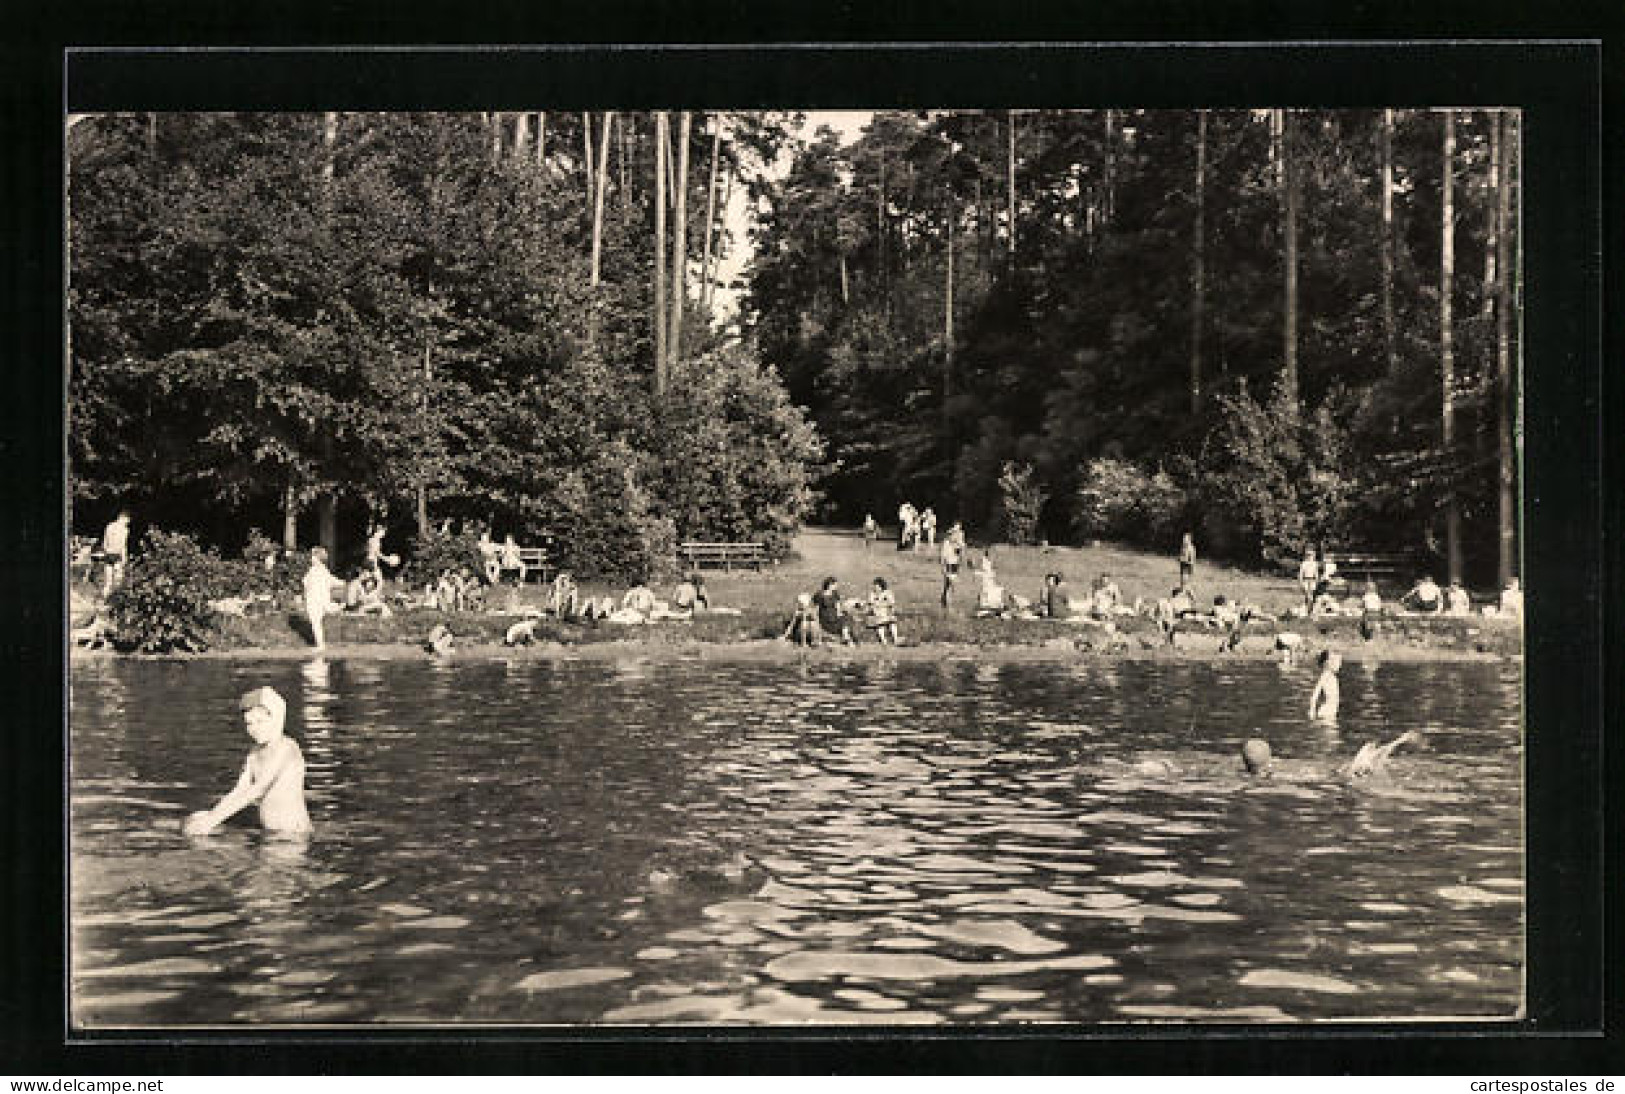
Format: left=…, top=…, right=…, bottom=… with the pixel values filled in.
left=183, top=687, right=312, bottom=836
left=1308, top=650, right=1343, bottom=722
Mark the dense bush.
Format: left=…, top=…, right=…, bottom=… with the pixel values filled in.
left=1201, top=384, right=1356, bottom=560
left=1074, top=458, right=1188, bottom=547
left=105, top=529, right=227, bottom=652
left=998, top=462, right=1047, bottom=546
left=649, top=348, right=825, bottom=561
left=548, top=441, right=678, bottom=581
left=402, top=525, right=487, bottom=588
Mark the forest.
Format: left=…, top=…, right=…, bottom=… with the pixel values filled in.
left=747, top=108, right=1521, bottom=587
left=69, top=107, right=1520, bottom=586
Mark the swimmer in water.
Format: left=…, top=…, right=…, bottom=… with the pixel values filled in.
left=182, top=686, right=312, bottom=836
left=1345, top=730, right=1423, bottom=780
left=1308, top=650, right=1342, bottom=722
left=1240, top=737, right=1275, bottom=777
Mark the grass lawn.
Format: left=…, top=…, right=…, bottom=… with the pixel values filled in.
left=141, top=527, right=1518, bottom=658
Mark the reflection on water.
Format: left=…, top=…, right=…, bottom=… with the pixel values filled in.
left=70, top=656, right=1523, bottom=1026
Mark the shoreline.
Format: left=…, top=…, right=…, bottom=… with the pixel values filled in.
left=71, top=633, right=1519, bottom=665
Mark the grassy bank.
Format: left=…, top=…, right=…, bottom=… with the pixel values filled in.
left=80, top=529, right=1520, bottom=661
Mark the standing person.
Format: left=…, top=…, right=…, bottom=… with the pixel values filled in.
left=1308, top=651, right=1343, bottom=723
left=1178, top=532, right=1197, bottom=589
left=868, top=577, right=899, bottom=645
left=897, top=502, right=916, bottom=551
left=862, top=514, right=878, bottom=552
left=939, top=522, right=966, bottom=610
left=1297, top=547, right=1320, bottom=613
left=302, top=547, right=343, bottom=650
left=920, top=507, right=937, bottom=548
left=1317, top=551, right=1339, bottom=598
left=99, top=508, right=131, bottom=598
left=182, top=686, right=312, bottom=837
left=499, top=534, right=526, bottom=585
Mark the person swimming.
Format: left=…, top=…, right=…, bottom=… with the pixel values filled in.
left=182, top=686, right=312, bottom=836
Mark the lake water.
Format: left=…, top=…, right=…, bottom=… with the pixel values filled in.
left=70, top=654, right=1523, bottom=1026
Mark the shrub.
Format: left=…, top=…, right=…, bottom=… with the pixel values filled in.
left=998, top=462, right=1048, bottom=545
left=402, top=526, right=487, bottom=588
left=547, top=441, right=678, bottom=581
left=1075, top=458, right=1187, bottom=547
left=1202, top=384, right=1356, bottom=560
left=106, top=528, right=225, bottom=652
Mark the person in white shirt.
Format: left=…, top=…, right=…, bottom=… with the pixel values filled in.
left=100, top=509, right=131, bottom=597
left=302, top=547, right=344, bottom=649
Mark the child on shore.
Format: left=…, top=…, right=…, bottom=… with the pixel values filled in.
left=868, top=577, right=899, bottom=645
left=782, top=593, right=821, bottom=647
left=182, top=687, right=312, bottom=836
left=1178, top=532, right=1196, bottom=588
left=1308, top=650, right=1343, bottom=722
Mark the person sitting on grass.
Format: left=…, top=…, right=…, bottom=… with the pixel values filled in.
left=868, top=577, right=899, bottom=645
left=1041, top=572, right=1074, bottom=620
left=182, top=687, right=311, bottom=837
left=974, top=555, right=1007, bottom=617
left=673, top=573, right=710, bottom=616
left=1445, top=580, right=1472, bottom=616
left=1498, top=576, right=1523, bottom=619
left=814, top=576, right=854, bottom=645
left=1090, top=573, right=1124, bottom=618
left=1401, top=574, right=1444, bottom=614
left=781, top=593, right=821, bottom=647
left=346, top=566, right=392, bottom=617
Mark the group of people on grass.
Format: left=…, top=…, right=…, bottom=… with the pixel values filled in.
left=782, top=575, right=899, bottom=648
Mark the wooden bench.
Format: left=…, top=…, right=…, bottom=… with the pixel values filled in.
left=516, top=547, right=550, bottom=584
left=1327, top=550, right=1421, bottom=589
left=678, top=541, right=767, bottom=571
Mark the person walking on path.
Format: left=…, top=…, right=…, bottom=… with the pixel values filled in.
left=1178, top=532, right=1197, bottom=589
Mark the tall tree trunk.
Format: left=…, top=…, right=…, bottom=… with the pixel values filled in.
left=488, top=112, right=502, bottom=165
left=1441, top=110, right=1462, bottom=584
left=1103, top=109, right=1117, bottom=225
left=1280, top=109, right=1300, bottom=409
left=535, top=112, right=546, bottom=166
left=1006, top=110, right=1018, bottom=257
left=877, top=146, right=888, bottom=306
left=668, top=111, right=691, bottom=365
left=417, top=335, right=431, bottom=537
left=653, top=112, right=669, bottom=394
left=513, top=112, right=529, bottom=163
left=1190, top=109, right=1207, bottom=417
left=619, top=113, right=632, bottom=223
left=581, top=113, right=595, bottom=212
left=1381, top=109, right=1398, bottom=376
left=705, top=169, right=732, bottom=313
left=146, top=112, right=157, bottom=156
left=1495, top=111, right=1517, bottom=585
left=283, top=481, right=299, bottom=551
left=590, top=111, right=614, bottom=287
left=319, top=112, right=339, bottom=556
left=839, top=253, right=849, bottom=305
left=944, top=199, right=955, bottom=422
left=700, top=115, right=723, bottom=315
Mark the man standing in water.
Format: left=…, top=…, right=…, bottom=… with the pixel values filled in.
left=183, top=687, right=312, bottom=836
